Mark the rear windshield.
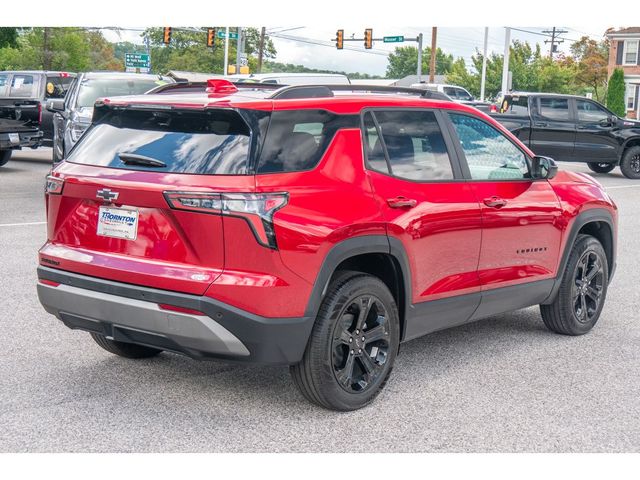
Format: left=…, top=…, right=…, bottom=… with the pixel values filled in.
left=499, top=95, right=529, bottom=115
left=66, top=109, right=251, bottom=175
left=76, top=77, right=168, bottom=108
left=1, top=74, right=38, bottom=98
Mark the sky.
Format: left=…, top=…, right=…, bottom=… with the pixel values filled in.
left=102, top=25, right=610, bottom=77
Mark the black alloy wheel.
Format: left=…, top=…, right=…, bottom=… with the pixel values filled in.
left=587, top=163, right=615, bottom=174
left=572, top=250, right=605, bottom=324
left=331, top=294, right=391, bottom=393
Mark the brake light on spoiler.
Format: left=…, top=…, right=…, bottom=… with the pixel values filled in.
left=164, top=191, right=288, bottom=249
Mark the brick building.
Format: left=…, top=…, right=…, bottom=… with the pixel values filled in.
left=606, top=27, right=640, bottom=119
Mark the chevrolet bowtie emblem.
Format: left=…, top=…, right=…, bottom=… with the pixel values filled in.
left=96, top=188, right=119, bottom=202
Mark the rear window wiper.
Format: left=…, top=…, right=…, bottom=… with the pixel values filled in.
left=118, top=153, right=167, bottom=168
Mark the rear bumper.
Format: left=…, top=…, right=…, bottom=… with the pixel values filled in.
left=37, top=266, right=314, bottom=365
left=0, top=130, right=43, bottom=149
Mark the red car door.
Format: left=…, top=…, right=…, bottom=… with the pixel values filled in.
left=363, top=109, right=483, bottom=340
left=444, top=111, right=563, bottom=313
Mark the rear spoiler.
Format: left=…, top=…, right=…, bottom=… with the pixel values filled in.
left=145, top=81, right=281, bottom=95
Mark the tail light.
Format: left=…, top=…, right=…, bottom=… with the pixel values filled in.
left=158, top=303, right=205, bottom=315
left=489, top=104, right=497, bottom=113
left=38, top=102, right=43, bottom=125
left=164, top=191, right=288, bottom=249
left=45, top=175, right=64, bottom=195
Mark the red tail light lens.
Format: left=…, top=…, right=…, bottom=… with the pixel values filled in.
left=164, top=191, right=288, bottom=249
left=39, top=279, right=60, bottom=287
left=38, top=102, right=43, bottom=125
left=45, top=175, right=64, bottom=195
left=490, top=104, right=497, bottom=113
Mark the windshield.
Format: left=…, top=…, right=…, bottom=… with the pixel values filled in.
left=66, top=108, right=251, bottom=175
left=76, top=77, right=167, bottom=108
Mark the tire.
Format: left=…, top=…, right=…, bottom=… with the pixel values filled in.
left=90, top=332, right=163, bottom=359
left=291, top=271, right=400, bottom=411
left=540, top=234, right=608, bottom=336
left=587, top=162, right=615, bottom=174
left=0, top=150, right=11, bottom=167
left=619, top=146, right=640, bottom=179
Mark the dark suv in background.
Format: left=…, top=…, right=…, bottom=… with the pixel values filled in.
left=47, top=72, right=173, bottom=162
left=0, top=70, right=75, bottom=166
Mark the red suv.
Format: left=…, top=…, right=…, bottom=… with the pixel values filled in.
left=38, top=81, right=617, bottom=411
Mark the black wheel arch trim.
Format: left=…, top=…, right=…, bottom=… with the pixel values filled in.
left=303, top=235, right=414, bottom=340
left=542, top=207, right=616, bottom=304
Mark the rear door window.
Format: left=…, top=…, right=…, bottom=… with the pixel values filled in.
left=539, top=97, right=570, bottom=121
left=257, top=110, right=355, bottom=173
left=67, top=109, right=251, bottom=175
left=9, top=74, right=36, bottom=98
left=364, top=110, right=454, bottom=181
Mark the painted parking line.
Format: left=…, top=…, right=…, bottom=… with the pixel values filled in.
left=0, top=221, right=46, bottom=228
left=606, top=184, right=640, bottom=190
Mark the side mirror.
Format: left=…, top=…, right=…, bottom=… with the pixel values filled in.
left=531, top=155, right=558, bottom=180
left=46, top=99, right=65, bottom=113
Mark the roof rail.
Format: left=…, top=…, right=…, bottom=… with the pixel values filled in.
left=147, top=81, right=282, bottom=95
left=268, top=84, right=452, bottom=101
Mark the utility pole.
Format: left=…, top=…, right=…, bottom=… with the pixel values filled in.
left=501, top=27, right=511, bottom=97
left=429, top=27, right=437, bottom=83
left=236, top=27, right=243, bottom=75
left=42, top=27, right=52, bottom=70
left=257, top=26, right=266, bottom=73
left=416, top=33, right=423, bottom=82
left=543, top=27, right=567, bottom=59
left=223, top=26, right=230, bottom=75
left=480, top=27, right=489, bottom=102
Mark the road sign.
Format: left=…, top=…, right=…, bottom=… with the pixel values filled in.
left=217, top=30, right=239, bottom=40
left=383, top=36, right=405, bottom=43
left=239, top=54, right=248, bottom=67
left=125, top=53, right=150, bottom=70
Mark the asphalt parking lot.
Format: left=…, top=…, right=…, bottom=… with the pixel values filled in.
left=1, top=148, right=639, bottom=452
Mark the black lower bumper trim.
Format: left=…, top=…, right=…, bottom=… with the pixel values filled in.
left=38, top=266, right=314, bottom=365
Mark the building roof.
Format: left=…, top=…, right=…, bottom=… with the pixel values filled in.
left=606, top=27, right=640, bottom=37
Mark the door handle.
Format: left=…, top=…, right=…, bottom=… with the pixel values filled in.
left=387, top=196, right=417, bottom=208
left=533, top=122, right=548, bottom=127
left=483, top=196, right=507, bottom=208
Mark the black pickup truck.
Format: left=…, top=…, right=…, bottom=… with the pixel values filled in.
left=491, top=92, right=640, bottom=178
left=0, top=71, right=75, bottom=166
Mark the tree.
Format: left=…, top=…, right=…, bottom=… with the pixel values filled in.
left=143, top=27, right=276, bottom=75
left=0, top=27, right=18, bottom=48
left=385, top=46, right=453, bottom=78
left=570, top=36, right=609, bottom=101
left=262, top=61, right=382, bottom=79
left=606, top=68, right=626, bottom=117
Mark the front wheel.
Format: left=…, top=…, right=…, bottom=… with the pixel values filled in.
left=0, top=150, right=11, bottom=167
left=291, top=272, right=400, bottom=411
left=587, top=162, right=615, bottom=174
left=540, top=235, right=608, bottom=335
left=620, top=146, right=640, bottom=179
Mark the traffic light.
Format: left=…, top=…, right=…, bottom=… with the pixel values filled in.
left=364, top=28, right=373, bottom=49
left=207, top=28, right=216, bottom=48
left=336, top=29, right=344, bottom=50
left=163, top=27, right=172, bottom=45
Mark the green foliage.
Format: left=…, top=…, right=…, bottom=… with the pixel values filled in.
left=262, top=61, right=382, bottom=79
left=143, top=27, right=276, bottom=75
left=446, top=40, right=581, bottom=100
left=606, top=68, right=626, bottom=117
left=570, top=36, right=609, bottom=101
left=0, top=28, right=122, bottom=72
left=385, top=46, right=453, bottom=78
left=0, top=28, right=18, bottom=48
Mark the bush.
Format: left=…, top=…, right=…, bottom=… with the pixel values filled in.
left=606, top=68, right=626, bottom=117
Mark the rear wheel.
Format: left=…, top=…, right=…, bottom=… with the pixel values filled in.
left=587, top=162, right=615, bottom=174
left=90, top=332, right=163, bottom=359
left=291, top=271, right=400, bottom=411
left=619, top=146, right=640, bottom=179
left=0, top=150, right=11, bottom=167
left=540, top=235, right=608, bottom=335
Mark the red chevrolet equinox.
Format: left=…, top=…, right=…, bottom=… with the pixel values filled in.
left=38, top=80, right=617, bottom=411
